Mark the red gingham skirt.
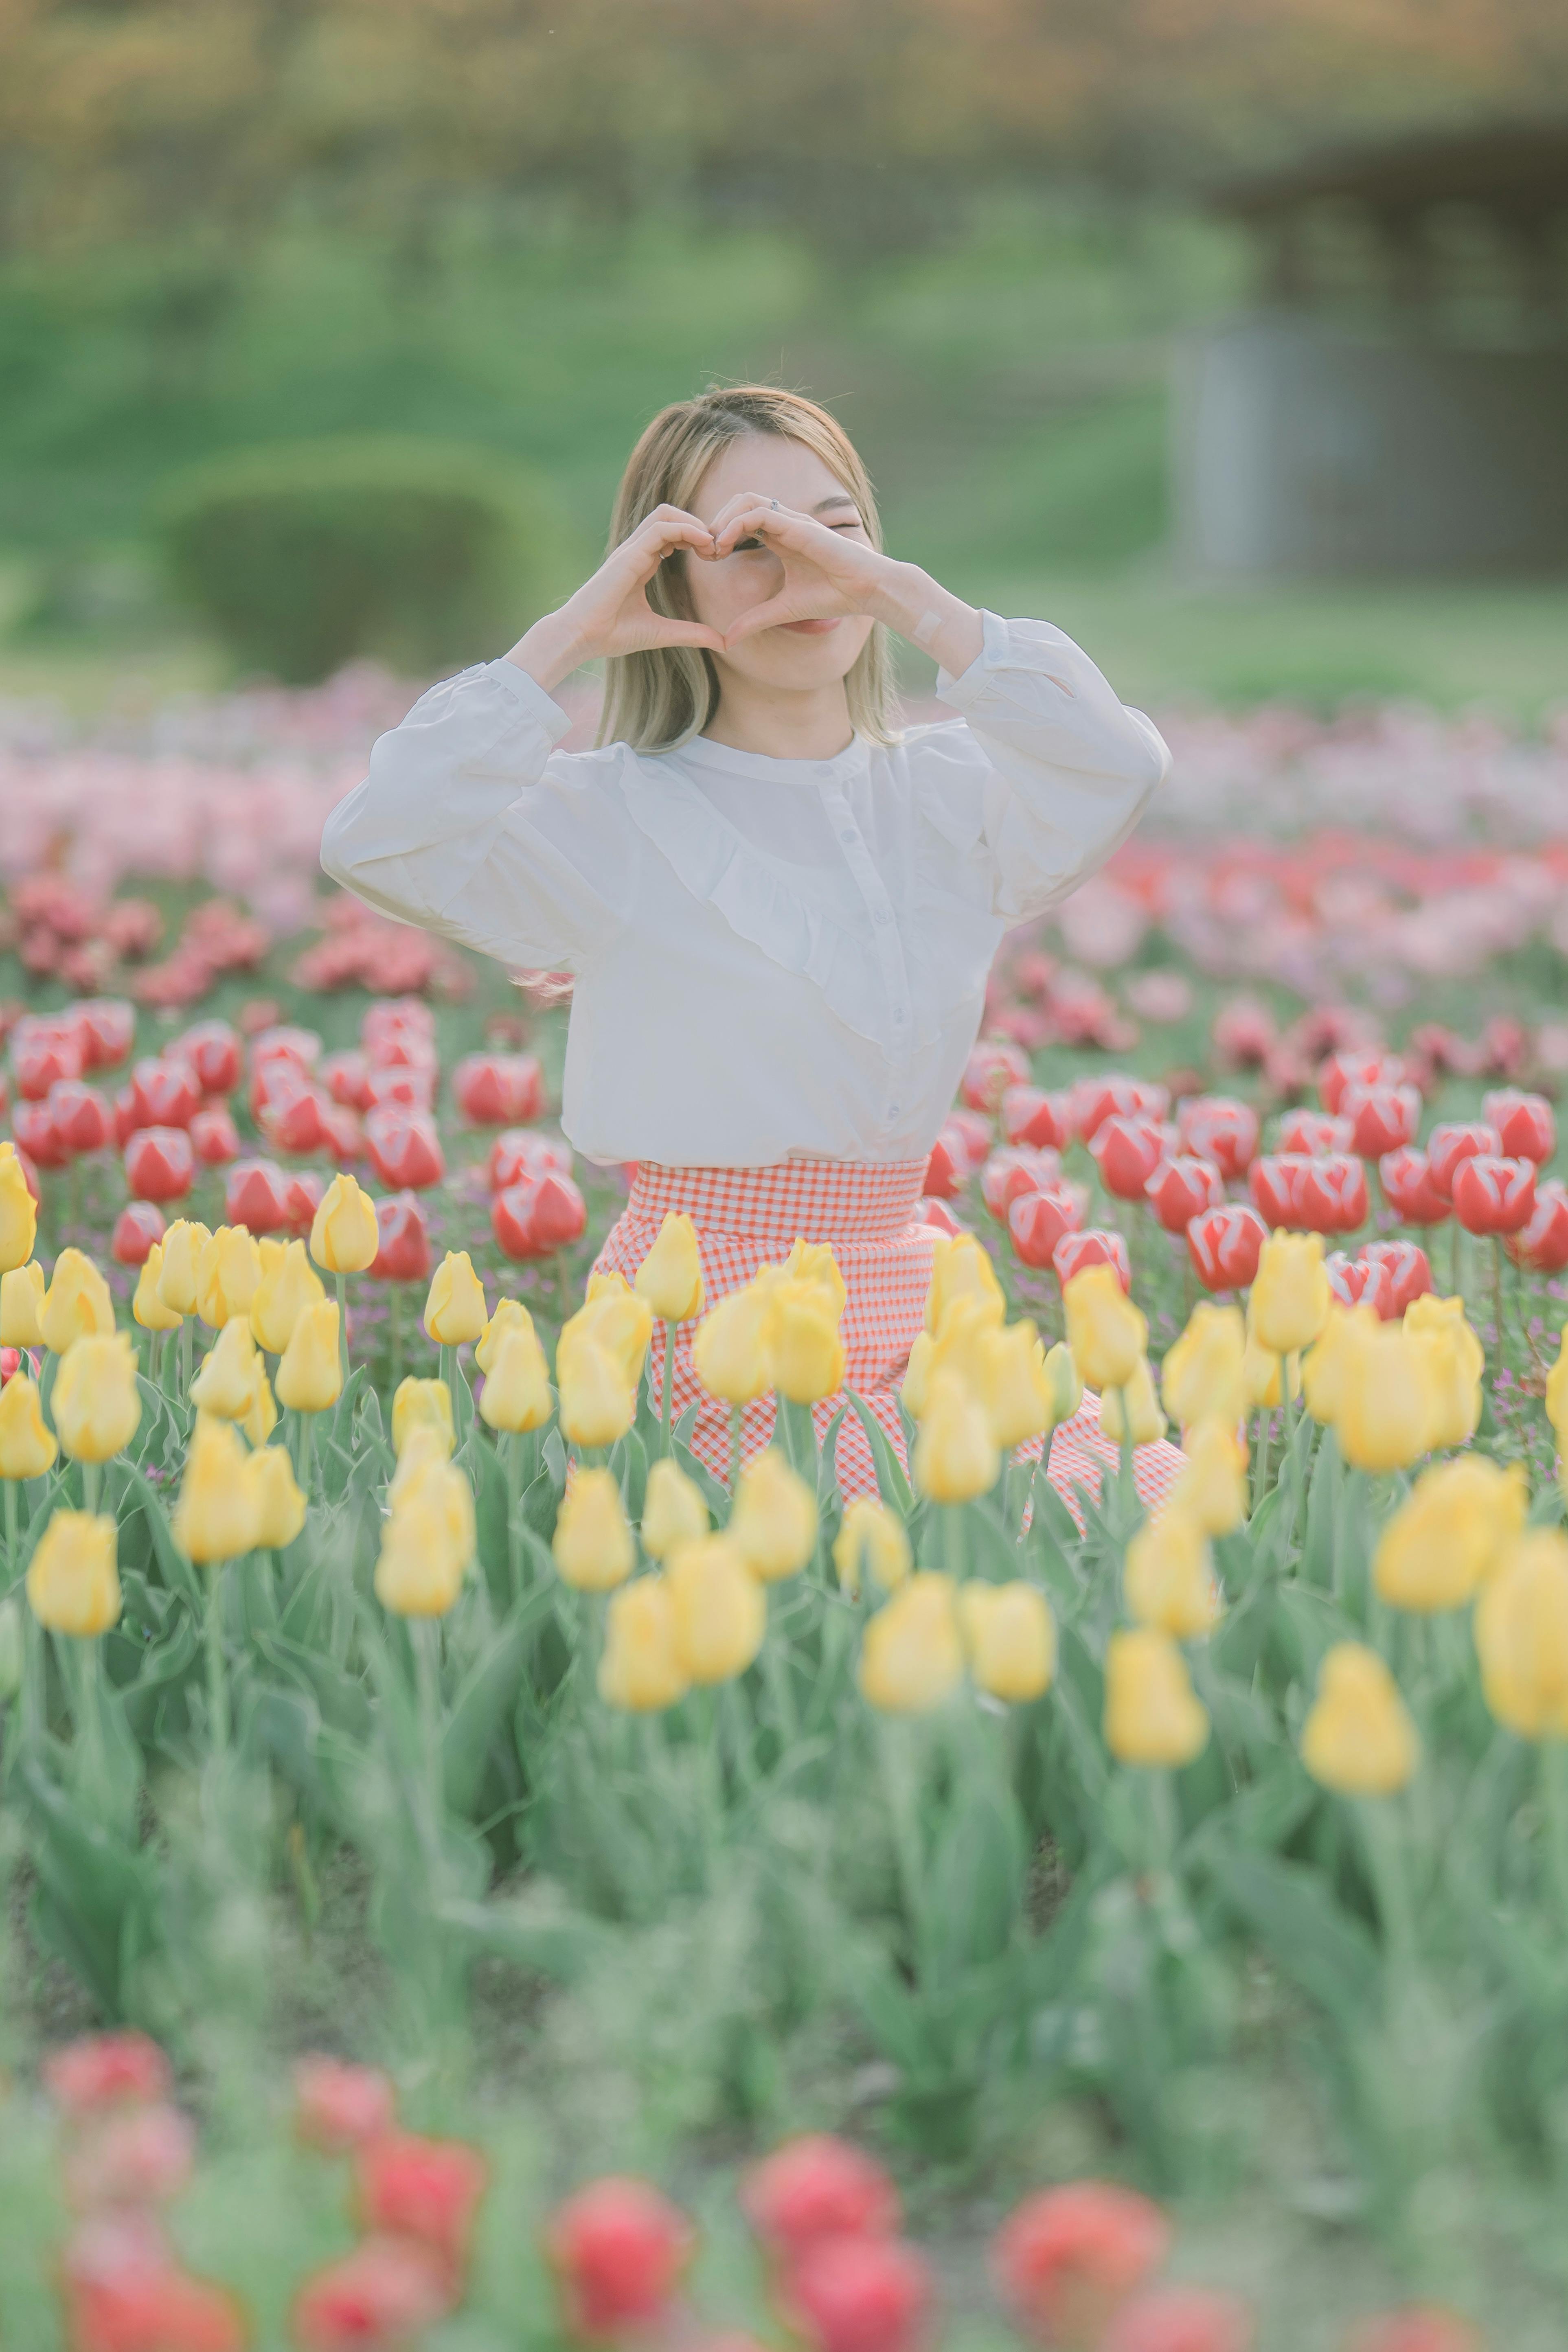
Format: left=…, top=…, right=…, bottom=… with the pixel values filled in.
left=593, top=1159, right=1186, bottom=1520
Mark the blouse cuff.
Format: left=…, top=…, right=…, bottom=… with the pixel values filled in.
left=480, top=657, right=576, bottom=748
left=934, top=609, right=1082, bottom=706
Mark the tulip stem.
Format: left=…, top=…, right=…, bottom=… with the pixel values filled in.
left=177, top=1320, right=192, bottom=1403
left=3, top=1477, right=16, bottom=1576
left=1543, top=1740, right=1568, bottom=1934
left=388, top=1284, right=405, bottom=1391
left=1491, top=1239, right=1506, bottom=1381
left=205, top=1561, right=230, bottom=1752
left=82, top=1462, right=100, bottom=1516
left=660, top=1320, right=676, bottom=1457
left=299, top=1412, right=315, bottom=1503
left=1450, top=1221, right=1462, bottom=1302
left=944, top=1504, right=966, bottom=1580
left=507, top=1431, right=524, bottom=1602
left=1252, top=1409, right=1272, bottom=1520
left=334, top=1269, right=349, bottom=1383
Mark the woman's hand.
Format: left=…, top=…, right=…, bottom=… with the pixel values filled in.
left=506, top=506, right=724, bottom=690
left=708, top=495, right=983, bottom=675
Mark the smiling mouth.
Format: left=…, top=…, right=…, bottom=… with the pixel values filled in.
left=779, top=618, right=840, bottom=635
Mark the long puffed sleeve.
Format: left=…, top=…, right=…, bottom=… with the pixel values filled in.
left=922, top=613, right=1169, bottom=925
left=320, top=658, right=638, bottom=972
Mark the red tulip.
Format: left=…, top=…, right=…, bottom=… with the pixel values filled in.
left=781, top=2234, right=933, bottom=2352
left=190, top=1105, right=240, bottom=1167
left=1483, top=1088, right=1556, bottom=1164
left=13, top=1098, right=69, bottom=1168
left=43, top=2031, right=172, bottom=2115
left=1338, top=1081, right=1420, bottom=1160
left=1341, top=2309, right=1484, bottom=2352
left=371, top=1192, right=433, bottom=1284
left=1001, top=1084, right=1073, bottom=1151
left=1009, top=1184, right=1086, bottom=1270
left=454, top=1051, right=544, bottom=1126
left=1325, top=1253, right=1396, bottom=1320
left=127, top=1057, right=200, bottom=1132
left=741, top=2136, right=899, bottom=2269
left=1295, top=1155, right=1368, bottom=1237
left=1452, top=1153, right=1536, bottom=1237
left=112, top=1202, right=165, bottom=1267
left=284, top=1172, right=326, bottom=1236
left=64, top=2103, right=197, bottom=2210
left=365, top=1109, right=445, bottom=1192
left=292, top=2056, right=397, bottom=2154
left=1100, top=2284, right=1254, bottom=2352
left=981, top=1146, right=1059, bottom=1222
left=1248, top=1154, right=1312, bottom=1228
left=62, top=2218, right=248, bottom=2352
left=1145, top=1155, right=1224, bottom=1236
left=923, top=1133, right=966, bottom=1200
left=1360, top=1240, right=1434, bottom=1315
left=1070, top=1075, right=1168, bottom=1142
left=48, top=1079, right=113, bottom=1156
left=920, top=1198, right=965, bottom=1238
left=77, top=999, right=136, bottom=1072
left=319, top=1103, right=364, bottom=1164
left=1211, top=997, right=1275, bottom=1069
left=1425, top=1122, right=1500, bottom=1204
left=355, top=2132, right=488, bottom=2295
left=178, top=1020, right=243, bottom=1097
left=1319, top=1047, right=1401, bottom=1115
left=1175, top=1097, right=1258, bottom=1181
left=488, top=1127, right=574, bottom=1193
left=943, top=1107, right=993, bottom=1168
left=11, top=1022, right=83, bottom=1098
left=962, top=1040, right=1030, bottom=1113
left=226, top=1160, right=293, bottom=1235
left=250, top=1024, right=322, bottom=1075
left=544, top=2177, right=695, bottom=2341
left=1378, top=1147, right=1450, bottom=1227
left=992, top=2181, right=1171, bottom=2349
left=1187, top=1202, right=1268, bottom=1292
left=493, top=1172, right=588, bottom=1260
left=320, top=1049, right=374, bottom=1111
left=362, top=999, right=435, bottom=1061
left=259, top=1070, right=332, bottom=1156
left=1507, top=1178, right=1568, bottom=1271
left=112, top=1085, right=140, bottom=1149
left=124, top=1127, right=195, bottom=1205
left=364, top=1062, right=436, bottom=1113
left=1277, top=1109, right=1353, bottom=1158
left=1054, top=1229, right=1132, bottom=1292
left=291, top=2236, right=450, bottom=2352
left=1090, top=1116, right=1166, bottom=1203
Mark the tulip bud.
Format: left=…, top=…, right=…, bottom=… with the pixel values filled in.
left=26, top=1509, right=121, bottom=1636
left=770, top=1280, right=846, bottom=1406
left=1186, top=1201, right=1269, bottom=1294
left=1336, top=1326, right=1438, bottom=1475
left=560, top=1285, right=653, bottom=1391
left=1123, top=1509, right=1221, bottom=1638
left=310, top=1171, right=380, bottom=1274
left=1103, top=1628, right=1209, bottom=1767
left=957, top=1580, right=1056, bottom=1702
left=912, top=1369, right=1001, bottom=1504
left=1248, top=1231, right=1331, bottom=1357
left=781, top=1239, right=848, bottom=1315
left=195, top=1225, right=262, bottom=1328
left=1160, top=1302, right=1246, bottom=1433
left=1169, top=1420, right=1248, bottom=1537
left=1044, top=1340, right=1083, bottom=1429
left=423, top=1250, right=489, bottom=1347
left=831, top=1497, right=910, bottom=1599
left=667, top=1534, right=767, bottom=1685
left=375, top=1473, right=474, bottom=1616
left=474, top=1295, right=535, bottom=1375
left=52, top=1332, right=141, bottom=1464
left=633, top=1212, right=706, bottom=1324
left=189, top=1316, right=261, bottom=1421
left=691, top=1283, right=776, bottom=1405
left=924, top=1234, right=1005, bottom=1335
left=39, top=1248, right=116, bottom=1353
left=899, top=1330, right=935, bottom=1422
left=132, top=1247, right=183, bottom=1333
left=783, top=2231, right=933, bottom=2352
left=975, top=1319, right=1058, bottom=1452
left=156, top=1220, right=211, bottom=1320
left=175, top=1416, right=263, bottom=1563
left=1062, top=1264, right=1147, bottom=1393
left=0, top=1143, right=39, bottom=1272
left=0, top=1260, right=47, bottom=1349
left=992, top=2181, right=1171, bottom=2351
left=249, top=1236, right=325, bottom=1356
left=1097, top=1358, right=1167, bottom=1449
left=544, top=2177, right=695, bottom=2341
left=640, top=1458, right=710, bottom=1559
left=741, top=2135, right=900, bottom=2269
left=275, top=1300, right=343, bottom=1415
left=730, top=1449, right=818, bottom=1581
left=247, top=1442, right=307, bottom=1551
left=391, top=1376, right=455, bottom=1458
left=479, top=1325, right=554, bottom=1434
left=558, top=1341, right=635, bottom=1449
left=1300, top=1642, right=1419, bottom=1797
left=858, top=1572, right=963, bottom=1713
left=1474, top=1530, right=1568, bottom=1739
left=598, top=1576, right=690, bottom=1711
left=0, top=1372, right=58, bottom=1480
left=553, top=1466, right=636, bottom=1591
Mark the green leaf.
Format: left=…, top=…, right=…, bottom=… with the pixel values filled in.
left=840, top=1390, right=914, bottom=1515
left=1214, top=1848, right=1381, bottom=2028
left=442, top=1594, right=552, bottom=1817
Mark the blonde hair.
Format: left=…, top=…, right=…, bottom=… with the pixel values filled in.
left=596, top=385, right=896, bottom=753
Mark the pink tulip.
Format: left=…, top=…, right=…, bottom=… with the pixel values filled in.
left=1360, top=1239, right=1434, bottom=1314
left=981, top=1146, right=1059, bottom=1222
left=1054, top=1229, right=1132, bottom=1292
left=1507, top=1179, right=1568, bottom=1272
left=76, top=999, right=136, bottom=1072
left=226, top=1159, right=292, bottom=1235
left=1145, top=1155, right=1224, bottom=1235
left=1296, top=1155, right=1368, bottom=1236
left=992, top=2181, right=1171, bottom=2349
left=127, top=1057, right=200, bottom=1132
left=1000, top=1084, right=1074, bottom=1151
left=961, top=1039, right=1030, bottom=1112
left=741, top=2135, right=899, bottom=2269
left=1176, top=1097, right=1259, bottom=1180
left=178, top=1019, right=243, bottom=1096
left=1070, top=1075, right=1168, bottom=1142
left=1483, top=1088, right=1555, bottom=1164
left=1248, top=1154, right=1313, bottom=1228
left=1187, top=1203, right=1268, bottom=1293
left=190, top=1105, right=240, bottom=1166
left=1009, top=1184, right=1086, bottom=1270
left=1378, top=1147, right=1450, bottom=1227
left=493, top=1172, right=587, bottom=1260
left=112, top=1202, right=165, bottom=1267
left=13, top=1098, right=69, bottom=1168
left=454, top=1052, right=544, bottom=1126
left=1452, top=1154, right=1535, bottom=1237
left=124, top=1128, right=195, bottom=1205
left=1425, top=1122, right=1501, bottom=1204
left=1338, top=1081, right=1420, bottom=1160
left=1319, top=1047, right=1401, bottom=1115
left=1090, top=1116, right=1166, bottom=1203
left=365, top=1107, right=445, bottom=1192
left=371, top=1192, right=433, bottom=1283
left=1277, top=1109, right=1353, bottom=1158
left=1325, top=1253, right=1396, bottom=1320
left=489, top=1128, right=574, bottom=1192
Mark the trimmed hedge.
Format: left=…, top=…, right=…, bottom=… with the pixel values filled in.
left=158, top=436, right=569, bottom=684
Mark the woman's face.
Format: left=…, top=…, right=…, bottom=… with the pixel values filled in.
left=681, top=432, right=875, bottom=694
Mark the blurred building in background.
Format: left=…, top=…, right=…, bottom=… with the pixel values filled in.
left=1174, top=121, right=1568, bottom=577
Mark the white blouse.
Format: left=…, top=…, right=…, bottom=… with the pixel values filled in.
left=320, top=613, right=1169, bottom=1169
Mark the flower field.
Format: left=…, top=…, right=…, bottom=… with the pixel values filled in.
left=6, top=675, right=1568, bottom=2350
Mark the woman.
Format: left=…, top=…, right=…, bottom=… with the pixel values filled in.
left=322, top=384, right=1182, bottom=1510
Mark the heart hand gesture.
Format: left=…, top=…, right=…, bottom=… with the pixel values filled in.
left=707, top=495, right=895, bottom=647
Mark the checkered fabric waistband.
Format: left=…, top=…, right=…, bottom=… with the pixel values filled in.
left=627, top=1159, right=930, bottom=1250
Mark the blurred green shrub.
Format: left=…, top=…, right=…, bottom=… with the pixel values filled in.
left=157, top=436, right=569, bottom=683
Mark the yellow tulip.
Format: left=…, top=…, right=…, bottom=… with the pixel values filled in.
left=391, top=1376, right=454, bottom=1458
left=667, top=1534, right=767, bottom=1684
left=240, top=1359, right=278, bottom=1450
left=1098, top=1357, right=1167, bottom=1449
left=1335, top=1326, right=1437, bottom=1475
left=39, top=1249, right=116, bottom=1353
left=309, top=1171, right=379, bottom=1275
left=156, top=1220, right=211, bottom=1320
left=912, top=1368, right=1000, bottom=1504
left=924, top=1234, right=1005, bottom=1335
left=190, top=1316, right=262, bottom=1420
left=832, top=1496, right=911, bottom=1598
left=1170, top=1420, right=1248, bottom=1537
left=858, top=1572, right=964, bottom=1713
left=1374, top=1456, right=1527, bottom=1612
left=1300, top=1642, right=1419, bottom=1797
left=26, top=1510, right=120, bottom=1637
left=275, top=1300, right=343, bottom=1414
left=196, top=1225, right=262, bottom=1328
left=0, top=1260, right=47, bottom=1349
left=1044, top=1339, right=1083, bottom=1427
left=1300, top=1302, right=1379, bottom=1427
left=598, top=1576, right=690, bottom=1712
left=1407, top=1320, right=1482, bottom=1451
left=553, top=1466, right=636, bottom=1591
left=51, top=1333, right=141, bottom=1464
left=974, top=1319, right=1058, bottom=1452
left=388, top=1423, right=452, bottom=1508
left=559, top=1286, right=654, bottom=1392
left=374, top=1479, right=471, bottom=1617
left=770, top=1280, right=846, bottom=1405
left=923, top=1293, right=995, bottom=1395
left=1161, top=1301, right=1246, bottom=1432
left=558, top=1341, right=635, bottom=1449
left=1062, top=1264, right=1147, bottom=1393
left=174, top=1416, right=262, bottom=1564
left=1405, top=1293, right=1485, bottom=1387
left=1123, top=1508, right=1221, bottom=1638
left=475, top=1295, right=535, bottom=1375
left=248, top=1442, right=307, bottom=1550
left=478, top=1324, right=554, bottom=1434
left=900, top=1330, right=935, bottom=1421
left=729, top=1449, right=818, bottom=1582
left=423, top=1249, right=489, bottom=1347
left=1474, top=1531, right=1568, bottom=1739
left=957, top=1580, right=1056, bottom=1702
left=691, top=1283, right=777, bottom=1405
left=1249, top=1230, right=1331, bottom=1357
left=633, top=1212, right=706, bottom=1323
left=133, top=1248, right=182, bottom=1334
left=389, top=1448, right=476, bottom=1565
left=0, top=1373, right=57, bottom=1480
left=783, top=1238, right=848, bottom=1319
left=1103, top=1627, right=1210, bottom=1767
left=1242, top=1326, right=1302, bottom=1409
left=249, top=1238, right=325, bottom=1355
left=0, top=1144, right=38, bottom=1273
left=640, top=1458, right=710, bottom=1559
